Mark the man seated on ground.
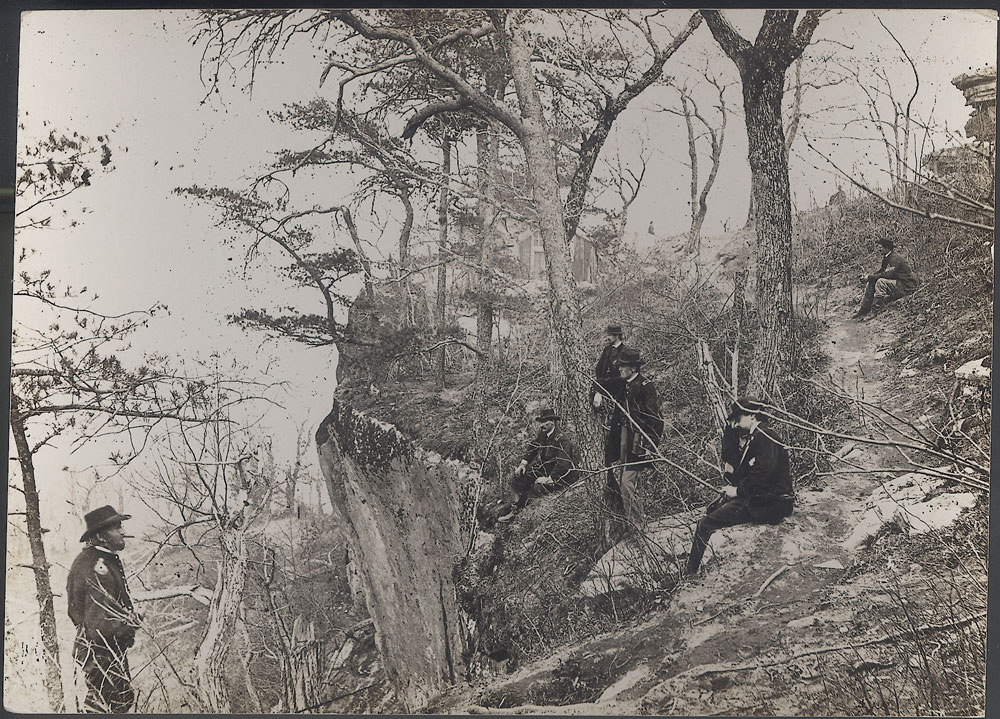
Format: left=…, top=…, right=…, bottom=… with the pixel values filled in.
left=685, top=397, right=795, bottom=575
left=497, top=408, right=579, bottom=522
left=853, top=236, right=919, bottom=319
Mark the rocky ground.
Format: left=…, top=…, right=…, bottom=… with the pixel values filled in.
left=431, top=258, right=986, bottom=716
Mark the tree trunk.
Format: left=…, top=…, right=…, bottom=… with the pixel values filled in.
left=9, top=394, right=65, bottom=712
left=505, top=26, right=603, bottom=471
left=474, top=122, right=498, bottom=360
left=398, top=185, right=415, bottom=325
left=193, top=529, right=250, bottom=712
left=436, top=138, right=451, bottom=389
left=681, top=94, right=701, bottom=253
left=742, top=68, right=794, bottom=399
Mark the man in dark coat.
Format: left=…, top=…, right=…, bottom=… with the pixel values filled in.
left=592, top=323, right=627, bottom=410
left=854, top=237, right=919, bottom=318
left=498, top=408, right=580, bottom=521
left=67, top=505, right=140, bottom=713
left=685, top=398, right=795, bottom=575
left=604, top=348, right=664, bottom=531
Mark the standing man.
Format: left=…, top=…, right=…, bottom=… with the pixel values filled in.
left=853, top=237, right=919, bottom=319
left=498, top=408, right=580, bottom=522
left=605, top=348, right=664, bottom=532
left=685, top=398, right=795, bottom=575
left=592, top=323, right=627, bottom=409
left=67, top=505, right=140, bottom=713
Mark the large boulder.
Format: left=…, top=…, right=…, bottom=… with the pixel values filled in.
left=316, top=399, right=477, bottom=711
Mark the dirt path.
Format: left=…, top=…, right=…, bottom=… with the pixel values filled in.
left=446, top=287, right=910, bottom=716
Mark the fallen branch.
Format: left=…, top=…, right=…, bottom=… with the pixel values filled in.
left=132, top=585, right=213, bottom=606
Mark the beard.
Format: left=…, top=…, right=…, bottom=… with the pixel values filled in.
left=99, top=533, right=126, bottom=552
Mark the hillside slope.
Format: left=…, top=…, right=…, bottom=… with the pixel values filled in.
left=429, top=279, right=985, bottom=716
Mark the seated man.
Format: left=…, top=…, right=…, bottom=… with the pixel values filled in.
left=498, top=408, right=579, bottom=522
left=853, top=237, right=919, bottom=319
left=685, top=397, right=794, bottom=575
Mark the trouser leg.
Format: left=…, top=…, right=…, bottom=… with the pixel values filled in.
left=83, top=653, right=133, bottom=713
left=686, top=499, right=751, bottom=574
left=620, top=466, right=645, bottom=532
left=603, top=431, right=624, bottom=516
left=857, top=279, right=877, bottom=315
left=874, top=278, right=904, bottom=303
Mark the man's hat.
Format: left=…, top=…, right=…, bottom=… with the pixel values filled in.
left=80, top=505, right=131, bottom=543
left=614, top=347, right=645, bottom=367
left=876, top=237, right=894, bottom=249
left=605, top=323, right=623, bottom=335
left=535, top=408, right=560, bottom=422
left=727, top=396, right=764, bottom=420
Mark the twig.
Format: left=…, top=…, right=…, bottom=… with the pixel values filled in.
left=752, top=564, right=791, bottom=598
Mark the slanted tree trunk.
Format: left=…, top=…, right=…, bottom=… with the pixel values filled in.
left=504, top=24, right=603, bottom=470
left=9, top=393, right=64, bottom=712
left=436, top=137, right=451, bottom=389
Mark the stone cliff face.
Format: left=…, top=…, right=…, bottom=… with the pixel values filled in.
left=315, top=399, right=475, bottom=711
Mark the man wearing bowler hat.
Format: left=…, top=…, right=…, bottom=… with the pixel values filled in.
left=604, top=348, right=664, bottom=532
left=853, top=236, right=918, bottom=319
left=67, top=505, right=140, bottom=712
left=592, top=323, right=627, bottom=410
left=685, top=397, right=795, bottom=575
left=498, top=408, right=579, bottom=522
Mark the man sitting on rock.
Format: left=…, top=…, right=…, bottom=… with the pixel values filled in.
left=685, top=397, right=795, bottom=575
left=853, top=237, right=919, bottom=319
left=497, top=408, right=579, bottom=522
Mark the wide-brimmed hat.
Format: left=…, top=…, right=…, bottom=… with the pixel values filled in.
left=534, top=408, right=560, bottom=422
left=80, top=505, right=131, bottom=543
left=614, top=347, right=645, bottom=367
left=727, top=396, right=764, bottom=421
left=605, top=323, right=623, bottom=335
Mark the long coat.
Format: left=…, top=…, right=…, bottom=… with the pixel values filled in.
left=522, top=428, right=579, bottom=485
left=607, top=373, right=664, bottom=465
left=593, top=342, right=627, bottom=402
left=731, top=424, right=794, bottom=520
left=67, top=545, right=137, bottom=658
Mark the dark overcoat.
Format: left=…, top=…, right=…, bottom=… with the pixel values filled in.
left=522, top=428, right=579, bottom=485
left=607, top=373, right=664, bottom=465
left=732, top=424, right=794, bottom=520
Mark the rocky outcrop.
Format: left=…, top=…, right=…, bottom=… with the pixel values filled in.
left=316, top=399, right=477, bottom=711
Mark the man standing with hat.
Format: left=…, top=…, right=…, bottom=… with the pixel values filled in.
left=685, top=398, right=795, bottom=575
left=853, top=237, right=918, bottom=319
left=498, top=408, right=579, bottom=521
left=67, top=505, right=140, bottom=712
left=592, top=323, right=627, bottom=409
left=604, top=348, right=664, bottom=532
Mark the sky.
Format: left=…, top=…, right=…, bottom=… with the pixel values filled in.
left=5, top=7, right=996, bottom=709
left=10, top=4, right=997, bottom=529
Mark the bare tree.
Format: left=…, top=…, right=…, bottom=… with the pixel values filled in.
left=701, top=9, right=829, bottom=399
left=657, top=68, right=730, bottom=254
left=10, top=130, right=218, bottom=711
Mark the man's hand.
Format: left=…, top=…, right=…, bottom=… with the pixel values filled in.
left=536, top=475, right=554, bottom=486
left=514, top=460, right=527, bottom=477
left=593, top=394, right=603, bottom=408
